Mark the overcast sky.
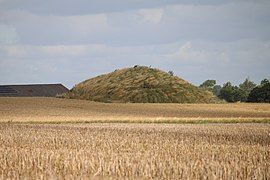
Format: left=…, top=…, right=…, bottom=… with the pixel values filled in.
left=0, top=0, right=269, bottom=88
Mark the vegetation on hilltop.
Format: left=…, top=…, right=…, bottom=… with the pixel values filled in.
left=65, top=66, right=218, bottom=103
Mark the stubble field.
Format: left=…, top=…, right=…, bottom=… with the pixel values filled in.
left=0, top=123, right=269, bottom=179
left=0, top=97, right=270, bottom=123
left=0, top=97, right=270, bottom=179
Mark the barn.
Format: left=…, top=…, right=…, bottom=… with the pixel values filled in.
left=0, top=84, right=68, bottom=97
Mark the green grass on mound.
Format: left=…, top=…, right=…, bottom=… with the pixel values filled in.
left=63, top=66, right=218, bottom=103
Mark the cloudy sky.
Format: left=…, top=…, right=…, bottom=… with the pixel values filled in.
left=0, top=0, right=269, bottom=88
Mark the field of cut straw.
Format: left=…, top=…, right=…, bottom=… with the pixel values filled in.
left=0, top=97, right=270, bottom=123
left=0, top=123, right=269, bottom=179
left=0, top=97, right=270, bottom=179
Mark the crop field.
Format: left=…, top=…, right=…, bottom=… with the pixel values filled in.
left=0, top=97, right=270, bottom=123
left=0, top=97, right=269, bottom=179
left=0, top=123, right=269, bottom=179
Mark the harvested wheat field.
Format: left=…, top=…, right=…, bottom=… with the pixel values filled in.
left=0, top=97, right=270, bottom=179
left=0, top=97, right=270, bottom=123
left=0, top=123, right=269, bottom=179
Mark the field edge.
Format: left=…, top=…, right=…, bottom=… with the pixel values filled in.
left=1, top=118, right=270, bottom=124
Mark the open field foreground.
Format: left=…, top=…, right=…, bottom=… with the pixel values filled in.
left=0, top=123, right=269, bottom=179
left=0, top=97, right=270, bottom=123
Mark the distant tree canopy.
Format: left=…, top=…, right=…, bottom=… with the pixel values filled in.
left=212, top=85, right=222, bottom=97
left=247, top=79, right=270, bottom=103
left=260, top=79, right=270, bottom=86
left=219, top=82, right=245, bottom=102
left=199, top=80, right=216, bottom=90
left=199, top=78, right=270, bottom=103
left=238, top=78, right=257, bottom=102
left=199, top=79, right=223, bottom=97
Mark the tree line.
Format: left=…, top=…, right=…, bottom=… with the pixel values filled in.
left=199, top=78, right=270, bottom=103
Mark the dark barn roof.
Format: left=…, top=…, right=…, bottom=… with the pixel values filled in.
left=0, top=84, right=69, bottom=97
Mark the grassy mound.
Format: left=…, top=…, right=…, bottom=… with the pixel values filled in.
left=65, top=66, right=218, bottom=103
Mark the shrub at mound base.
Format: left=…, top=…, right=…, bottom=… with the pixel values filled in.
left=66, top=66, right=218, bottom=103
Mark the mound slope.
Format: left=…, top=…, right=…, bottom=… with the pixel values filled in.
left=66, top=66, right=218, bottom=103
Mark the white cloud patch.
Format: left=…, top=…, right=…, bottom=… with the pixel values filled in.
left=139, top=8, right=164, bottom=24
left=169, top=41, right=210, bottom=62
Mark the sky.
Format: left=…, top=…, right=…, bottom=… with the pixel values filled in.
left=0, top=0, right=270, bottom=89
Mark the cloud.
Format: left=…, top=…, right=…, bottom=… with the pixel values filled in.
left=139, top=8, right=164, bottom=24
left=0, top=0, right=269, bottom=88
left=2, top=0, right=266, bottom=16
left=169, top=41, right=210, bottom=63
left=165, top=39, right=270, bottom=85
left=171, top=41, right=192, bottom=59
left=1, top=44, right=109, bottom=58
left=0, top=10, right=108, bottom=45
left=0, top=24, right=17, bottom=44
left=1, top=39, right=269, bottom=87
left=1, top=1, right=270, bottom=46
left=0, top=0, right=179, bottom=16
left=160, top=2, right=270, bottom=42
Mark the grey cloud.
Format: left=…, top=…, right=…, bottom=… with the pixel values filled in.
left=0, top=10, right=109, bottom=45
left=0, top=0, right=180, bottom=15
left=0, top=0, right=246, bottom=16
left=0, top=24, right=17, bottom=44
left=2, top=1, right=269, bottom=46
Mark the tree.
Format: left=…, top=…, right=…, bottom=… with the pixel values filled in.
left=212, top=85, right=222, bottom=97
left=199, top=80, right=216, bottom=90
left=219, top=82, right=245, bottom=102
left=247, top=79, right=270, bottom=103
left=219, top=82, right=234, bottom=102
left=260, top=79, right=270, bottom=86
left=199, top=80, right=222, bottom=97
left=239, top=78, right=256, bottom=102
left=168, top=71, right=174, bottom=76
